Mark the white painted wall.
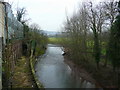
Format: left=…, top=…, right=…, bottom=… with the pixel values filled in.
left=0, top=2, right=4, bottom=89
left=0, top=2, right=6, bottom=45
left=0, top=3, right=5, bottom=37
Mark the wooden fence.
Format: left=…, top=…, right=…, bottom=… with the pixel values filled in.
left=3, top=40, right=22, bottom=87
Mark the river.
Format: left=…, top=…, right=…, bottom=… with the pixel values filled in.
left=35, top=44, right=95, bottom=88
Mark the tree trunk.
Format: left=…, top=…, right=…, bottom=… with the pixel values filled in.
left=93, top=29, right=100, bottom=69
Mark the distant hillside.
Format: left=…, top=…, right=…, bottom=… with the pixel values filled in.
left=42, top=30, right=60, bottom=37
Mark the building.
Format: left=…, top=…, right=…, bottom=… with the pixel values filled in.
left=0, top=0, right=23, bottom=88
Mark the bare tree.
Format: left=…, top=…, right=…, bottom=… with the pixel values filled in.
left=103, top=0, right=118, bottom=67
left=17, top=7, right=26, bottom=22
left=103, top=0, right=118, bottom=26
left=16, top=7, right=30, bottom=24
left=87, top=2, right=107, bottom=69
left=62, top=3, right=90, bottom=64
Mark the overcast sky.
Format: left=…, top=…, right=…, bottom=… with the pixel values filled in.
left=4, top=0, right=102, bottom=31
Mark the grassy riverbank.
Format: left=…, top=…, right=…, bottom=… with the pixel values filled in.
left=12, top=56, right=37, bottom=88
left=11, top=44, right=46, bottom=88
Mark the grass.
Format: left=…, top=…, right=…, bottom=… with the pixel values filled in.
left=87, top=41, right=107, bottom=56
left=48, top=37, right=63, bottom=44
left=12, top=57, right=36, bottom=88
left=35, top=46, right=45, bottom=56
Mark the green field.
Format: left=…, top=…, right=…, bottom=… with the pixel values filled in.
left=48, top=37, right=63, bottom=44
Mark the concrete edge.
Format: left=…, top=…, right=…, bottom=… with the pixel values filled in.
left=30, top=58, right=44, bottom=88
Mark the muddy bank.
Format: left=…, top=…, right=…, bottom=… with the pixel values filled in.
left=64, top=53, right=119, bottom=88
left=64, top=55, right=101, bottom=88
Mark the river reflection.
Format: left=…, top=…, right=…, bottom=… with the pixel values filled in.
left=35, top=44, right=95, bottom=88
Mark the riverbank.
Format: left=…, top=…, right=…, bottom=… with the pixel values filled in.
left=64, top=54, right=119, bottom=88
left=12, top=56, right=37, bottom=88
left=64, top=55, right=100, bottom=88
left=30, top=57, right=44, bottom=88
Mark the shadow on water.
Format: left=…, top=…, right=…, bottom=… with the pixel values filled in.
left=35, top=44, right=95, bottom=88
